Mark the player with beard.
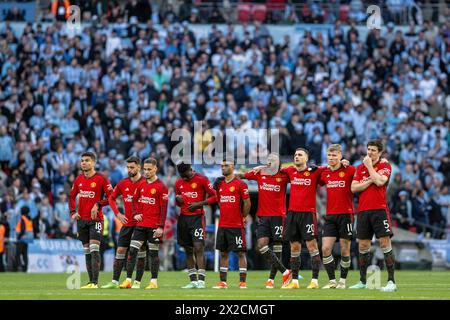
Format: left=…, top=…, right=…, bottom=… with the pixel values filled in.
left=101, top=156, right=146, bottom=289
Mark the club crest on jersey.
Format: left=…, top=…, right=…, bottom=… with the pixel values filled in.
left=151, top=188, right=157, bottom=194
left=90, top=182, right=96, bottom=188
left=276, top=178, right=282, bottom=182
left=229, top=186, right=235, bottom=192
left=339, top=172, right=345, bottom=177
left=191, top=183, right=197, bottom=189
left=304, top=171, right=310, bottom=177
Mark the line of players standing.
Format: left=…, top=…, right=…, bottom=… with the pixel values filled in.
left=69, top=139, right=397, bottom=292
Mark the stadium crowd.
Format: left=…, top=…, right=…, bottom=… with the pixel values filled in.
left=0, top=1, right=449, bottom=272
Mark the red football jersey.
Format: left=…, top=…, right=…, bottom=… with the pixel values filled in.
left=353, top=161, right=392, bottom=212
left=108, top=176, right=145, bottom=227
left=320, top=165, right=356, bottom=215
left=281, top=166, right=325, bottom=213
left=244, top=171, right=288, bottom=217
left=69, top=173, right=113, bottom=221
left=175, top=173, right=216, bottom=216
left=132, top=178, right=169, bottom=228
left=215, top=178, right=250, bottom=228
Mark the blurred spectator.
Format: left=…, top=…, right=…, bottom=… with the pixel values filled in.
left=54, top=221, right=75, bottom=240
left=15, top=206, right=33, bottom=272
left=5, top=7, right=25, bottom=22
left=393, top=191, right=414, bottom=230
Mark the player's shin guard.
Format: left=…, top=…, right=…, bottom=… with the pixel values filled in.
left=239, top=268, right=247, bottom=283
left=358, top=249, right=371, bottom=284
left=323, top=255, right=336, bottom=281
left=198, top=269, right=206, bottom=282
left=89, top=244, right=101, bottom=284
left=113, top=252, right=126, bottom=282
left=270, top=245, right=284, bottom=280
left=135, top=250, right=147, bottom=282
left=340, top=256, right=351, bottom=280
left=149, top=249, right=159, bottom=279
left=188, top=268, right=197, bottom=282
left=219, top=267, right=228, bottom=282
left=290, top=251, right=301, bottom=280
left=84, top=247, right=93, bottom=283
left=382, top=247, right=396, bottom=283
left=126, top=246, right=139, bottom=279
left=260, top=245, right=286, bottom=280
left=310, top=250, right=321, bottom=280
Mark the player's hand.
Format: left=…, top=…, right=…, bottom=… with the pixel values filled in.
left=71, top=213, right=81, bottom=221
left=213, top=176, right=225, bottom=190
left=117, top=213, right=128, bottom=224
left=243, top=215, right=248, bottom=226
left=251, top=165, right=267, bottom=174
left=341, top=159, right=350, bottom=167
left=153, top=227, right=163, bottom=238
left=380, top=157, right=389, bottom=164
left=176, top=195, right=184, bottom=204
left=188, top=202, right=202, bottom=212
left=363, top=156, right=372, bottom=168
left=91, top=204, right=99, bottom=220
left=134, top=214, right=143, bottom=222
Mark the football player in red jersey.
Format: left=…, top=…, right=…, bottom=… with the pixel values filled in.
left=175, top=162, right=216, bottom=289
left=237, top=153, right=292, bottom=289
left=350, top=140, right=397, bottom=292
left=69, top=152, right=113, bottom=289
left=191, top=159, right=251, bottom=289
left=101, top=156, right=146, bottom=289
left=121, top=158, right=168, bottom=290
left=280, top=148, right=325, bottom=289
left=319, top=145, right=356, bottom=289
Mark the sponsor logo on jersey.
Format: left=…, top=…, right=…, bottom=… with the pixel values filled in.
left=125, top=194, right=133, bottom=202
left=291, top=177, right=311, bottom=186
left=220, top=195, right=236, bottom=203
left=183, top=191, right=198, bottom=198
left=339, top=172, right=345, bottom=177
left=90, top=182, right=96, bottom=188
left=79, top=190, right=95, bottom=198
left=378, top=168, right=391, bottom=176
left=229, top=186, right=235, bottom=192
left=162, top=193, right=168, bottom=200
left=327, top=180, right=346, bottom=188
left=125, top=188, right=129, bottom=191
left=260, top=182, right=281, bottom=192
left=139, top=196, right=156, bottom=205
left=106, top=184, right=112, bottom=190
left=151, top=188, right=157, bottom=194
left=191, top=183, right=197, bottom=189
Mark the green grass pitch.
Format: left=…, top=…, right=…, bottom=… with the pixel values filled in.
left=0, top=270, right=449, bottom=300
